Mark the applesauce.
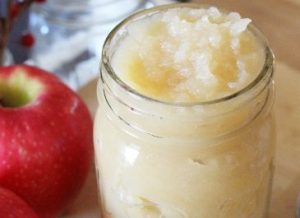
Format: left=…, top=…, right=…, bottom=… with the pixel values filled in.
left=94, top=4, right=275, bottom=218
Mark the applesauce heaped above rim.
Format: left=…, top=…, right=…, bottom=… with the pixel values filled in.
left=102, top=4, right=273, bottom=104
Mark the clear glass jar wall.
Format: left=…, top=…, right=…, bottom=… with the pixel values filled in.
left=29, top=0, right=147, bottom=89
left=94, top=5, right=275, bottom=218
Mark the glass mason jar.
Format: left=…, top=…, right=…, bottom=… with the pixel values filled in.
left=94, top=4, right=275, bottom=218
left=29, top=0, right=148, bottom=89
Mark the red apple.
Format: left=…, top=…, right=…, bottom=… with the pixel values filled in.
left=0, top=65, right=93, bottom=217
left=0, top=186, right=38, bottom=218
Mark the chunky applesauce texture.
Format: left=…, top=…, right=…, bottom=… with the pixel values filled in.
left=95, top=7, right=273, bottom=218
left=112, top=7, right=264, bottom=102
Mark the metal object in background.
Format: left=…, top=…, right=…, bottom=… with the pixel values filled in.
left=3, top=49, right=14, bottom=66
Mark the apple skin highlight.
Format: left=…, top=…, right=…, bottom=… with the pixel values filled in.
left=0, top=65, right=93, bottom=218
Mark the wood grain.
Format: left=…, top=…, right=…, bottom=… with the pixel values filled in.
left=271, top=63, right=300, bottom=218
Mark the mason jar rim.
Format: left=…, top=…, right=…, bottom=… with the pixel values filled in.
left=101, top=3, right=274, bottom=107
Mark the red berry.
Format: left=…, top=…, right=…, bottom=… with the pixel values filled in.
left=9, top=3, right=21, bottom=19
left=20, top=32, right=35, bottom=48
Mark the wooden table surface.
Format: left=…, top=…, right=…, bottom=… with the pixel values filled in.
left=67, top=1, right=300, bottom=217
